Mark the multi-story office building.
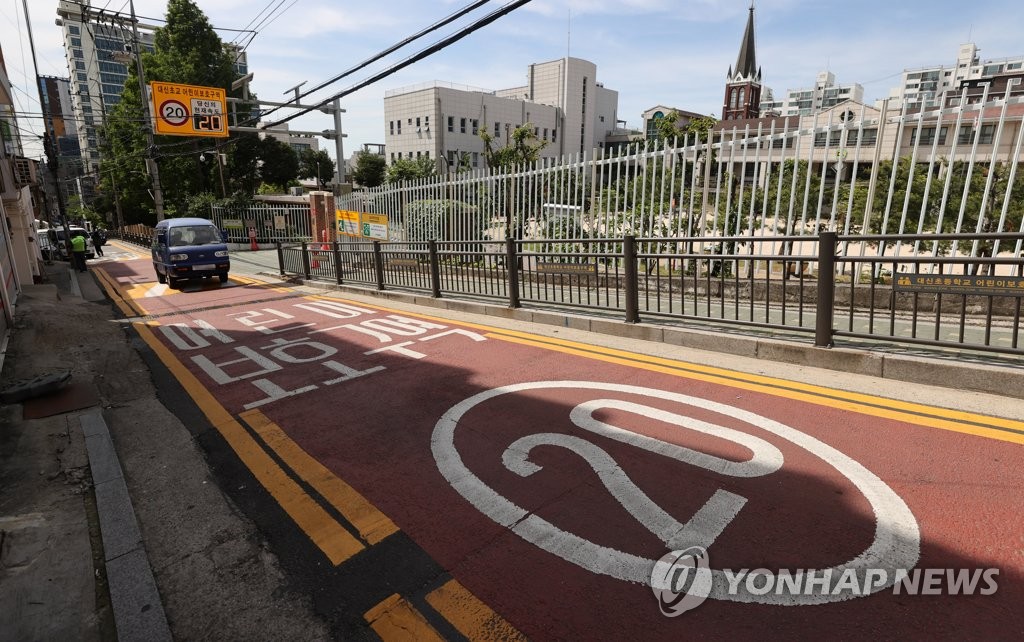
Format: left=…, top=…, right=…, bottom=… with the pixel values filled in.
left=383, top=57, right=619, bottom=171
left=760, top=71, right=864, bottom=116
left=55, top=1, right=247, bottom=176
left=884, top=43, right=1024, bottom=110
left=264, top=123, right=320, bottom=154
left=38, top=76, right=85, bottom=203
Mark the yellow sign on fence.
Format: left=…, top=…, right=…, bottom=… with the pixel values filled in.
left=150, top=81, right=228, bottom=138
left=335, top=210, right=389, bottom=240
left=336, top=210, right=361, bottom=237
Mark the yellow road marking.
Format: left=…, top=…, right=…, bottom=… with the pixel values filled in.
left=133, top=321, right=365, bottom=565
left=239, top=409, right=399, bottom=544
left=490, top=333, right=1024, bottom=445
left=92, top=266, right=140, bottom=317
left=364, top=594, right=445, bottom=642
left=302, top=293, right=1024, bottom=445
left=425, top=580, right=526, bottom=641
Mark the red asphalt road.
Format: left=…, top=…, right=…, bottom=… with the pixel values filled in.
left=104, top=258, right=1024, bottom=639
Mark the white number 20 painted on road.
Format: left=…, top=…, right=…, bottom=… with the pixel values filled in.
left=431, top=381, right=920, bottom=605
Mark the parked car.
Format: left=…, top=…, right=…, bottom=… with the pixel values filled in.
left=47, top=226, right=95, bottom=261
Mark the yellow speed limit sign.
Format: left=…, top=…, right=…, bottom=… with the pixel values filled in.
left=150, top=81, right=228, bottom=138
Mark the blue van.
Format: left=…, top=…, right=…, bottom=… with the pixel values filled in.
left=152, top=217, right=230, bottom=287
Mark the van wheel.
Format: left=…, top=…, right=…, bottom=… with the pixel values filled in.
left=219, top=274, right=228, bottom=284
left=155, top=266, right=166, bottom=284
left=168, top=276, right=179, bottom=288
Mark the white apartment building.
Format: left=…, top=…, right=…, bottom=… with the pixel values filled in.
left=760, top=71, right=864, bottom=116
left=263, top=123, right=320, bottom=154
left=884, top=43, right=1024, bottom=109
left=383, top=57, right=619, bottom=171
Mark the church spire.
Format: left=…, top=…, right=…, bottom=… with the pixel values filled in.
left=733, top=4, right=757, bottom=80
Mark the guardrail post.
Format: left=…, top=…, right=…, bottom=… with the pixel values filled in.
left=332, top=242, right=343, bottom=285
left=506, top=236, right=521, bottom=309
left=373, top=241, right=385, bottom=290
left=300, top=241, right=310, bottom=279
left=624, top=235, right=640, bottom=323
left=816, top=231, right=837, bottom=347
left=276, top=241, right=284, bottom=276
left=428, top=240, right=442, bottom=298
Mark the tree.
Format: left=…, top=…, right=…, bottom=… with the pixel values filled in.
left=257, top=138, right=300, bottom=190
left=386, top=156, right=437, bottom=183
left=99, top=0, right=264, bottom=224
left=298, top=149, right=335, bottom=189
left=480, top=123, right=547, bottom=169
left=352, top=151, right=386, bottom=188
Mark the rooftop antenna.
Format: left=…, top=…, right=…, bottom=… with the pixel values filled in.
left=566, top=8, right=571, bottom=59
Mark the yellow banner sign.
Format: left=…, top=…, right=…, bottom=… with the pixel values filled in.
left=335, top=210, right=361, bottom=237
left=150, top=81, right=228, bottom=138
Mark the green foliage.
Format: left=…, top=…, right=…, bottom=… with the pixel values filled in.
left=97, top=0, right=285, bottom=225
left=386, top=156, right=437, bottom=183
left=480, top=123, right=547, bottom=169
left=258, top=138, right=300, bottom=187
left=353, top=151, right=387, bottom=188
left=182, top=192, right=218, bottom=218
left=298, top=149, right=335, bottom=189
left=404, top=199, right=487, bottom=243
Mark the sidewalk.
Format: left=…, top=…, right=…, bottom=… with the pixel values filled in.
left=0, top=260, right=328, bottom=641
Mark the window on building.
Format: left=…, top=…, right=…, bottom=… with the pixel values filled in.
left=494, top=122, right=500, bottom=137
left=77, top=72, right=88, bottom=82
left=416, top=117, right=421, bottom=127
left=847, top=128, right=877, bottom=146
left=407, top=118, right=412, bottom=125
left=416, top=151, right=421, bottom=158
left=543, top=128, right=548, bottom=140
left=472, top=119, right=478, bottom=135
left=738, top=87, right=746, bottom=108
left=75, top=61, right=85, bottom=70
left=448, top=150, right=456, bottom=166
left=552, top=128, right=557, bottom=142
left=424, top=150, right=429, bottom=159
left=460, top=118, right=466, bottom=134
left=424, top=116, right=429, bottom=129
left=913, top=126, right=948, bottom=146
left=70, top=37, right=81, bottom=47
left=68, top=25, right=80, bottom=35
left=448, top=116, right=454, bottom=132
left=391, top=152, right=395, bottom=162
left=978, top=123, right=996, bottom=144
left=73, top=49, right=83, bottom=59
left=397, top=120, right=401, bottom=134
left=390, top=121, right=394, bottom=135
left=472, top=152, right=479, bottom=167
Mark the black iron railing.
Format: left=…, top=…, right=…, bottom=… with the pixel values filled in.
left=279, top=233, right=1024, bottom=358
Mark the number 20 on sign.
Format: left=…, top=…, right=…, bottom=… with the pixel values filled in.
left=150, top=81, right=228, bottom=138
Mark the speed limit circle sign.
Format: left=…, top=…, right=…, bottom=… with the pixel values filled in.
left=159, top=99, right=189, bottom=126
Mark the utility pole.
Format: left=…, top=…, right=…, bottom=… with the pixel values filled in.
left=128, top=0, right=165, bottom=221
left=22, top=0, right=69, bottom=238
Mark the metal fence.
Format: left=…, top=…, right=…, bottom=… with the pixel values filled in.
left=210, top=203, right=312, bottom=243
left=337, top=92, right=1024, bottom=275
left=279, top=232, right=1024, bottom=359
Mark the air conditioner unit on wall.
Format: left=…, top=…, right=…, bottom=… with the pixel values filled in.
left=13, top=158, right=36, bottom=187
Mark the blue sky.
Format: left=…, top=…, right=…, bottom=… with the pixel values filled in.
left=2, top=0, right=1021, bottom=164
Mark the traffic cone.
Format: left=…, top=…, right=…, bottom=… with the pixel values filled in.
left=250, top=236, right=259, bottom=251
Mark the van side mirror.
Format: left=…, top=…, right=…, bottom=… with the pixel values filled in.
left=157, top=232, right=167, bottom=245
left=220, top=229, right=228, bottom=243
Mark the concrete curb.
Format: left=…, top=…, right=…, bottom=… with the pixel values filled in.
left=289, top=278, right=1024, bottom=398
left=80, top=409, right=171, bottom=642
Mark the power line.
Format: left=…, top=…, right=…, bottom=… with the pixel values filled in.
left=257, top=0, right=493, bottom=123
left=265, top=0, right=535, bottom=129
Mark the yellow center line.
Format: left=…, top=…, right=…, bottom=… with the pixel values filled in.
left=239, top=409, right=399, bottom=544
left=425, top=579, right=526, bottom=641
left=302, top=292, right=1024, bottom=444
left=364, top=594, right=445, bottom=642
left=133, top=320, right=364, bottom=565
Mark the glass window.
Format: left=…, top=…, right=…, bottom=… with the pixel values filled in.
left=70, top=37, right=82, bottom=47
left=552, top=128, right=556, bottom=142
left=389, top=121, right=394, bottom=135
left=460, top=118, right=466, bottom=134
left=494, top=122, right=500, bottom=137
left=75, top=61, right=85, bottom=70
left=73, top=49, right=83, bottom=59
left=448, top=116, right=454, bottom=132
left=472, top=152, right=479, bottom=167
left=415, top=117, right=420, bottom=127
left=424, top=116, right=429, bottom=128
left=68, top=25, right=80, bottom=35
left=472, top=119, right=478, bottom=135
left=978, top=124, right=996, bottom=144
left=397, top=120, right=401, bottom=134
left=77, top=72, right=88, bottom=82
left=957, top=126, right=975, bottom=145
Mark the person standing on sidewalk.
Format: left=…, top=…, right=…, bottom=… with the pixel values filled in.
left=91, top=228, right=105, bottom=257
left=70, top=232, right=87, bottom=272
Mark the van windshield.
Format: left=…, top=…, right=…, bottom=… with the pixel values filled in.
left=168, top=225, right=221, bottom=247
